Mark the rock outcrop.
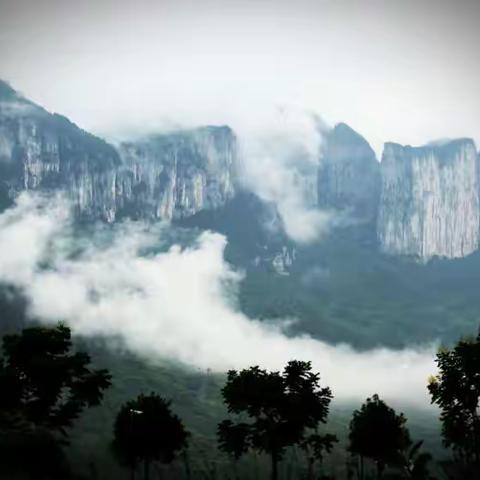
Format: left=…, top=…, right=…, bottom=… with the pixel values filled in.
left=116, top=127, right=236, bottom=220
left=318, top=123, right=380, bottom=222
left=378, top=139, right=480, bottom=259
left=0, top=81, right=237, bottom=221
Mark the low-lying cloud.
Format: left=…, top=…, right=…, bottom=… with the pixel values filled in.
left=0, top=194, right=437, bottom=406
left=234, top=107, right=331, bottom=243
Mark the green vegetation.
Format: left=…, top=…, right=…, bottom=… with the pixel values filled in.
left=0, top=323, right=479, bottom=479
left=218, top=361, right=336, bottom=480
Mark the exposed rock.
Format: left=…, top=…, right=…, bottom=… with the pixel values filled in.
left=0, top=81, right=237, bottom=222
left=116, top=126, right=237, bottom=220
left=378, top=139, right=479, bottom=259
left=271, top=246, right=296, bottom=275
left=0, top=81, right=120, bottom=221
left=318, top=123, right=380, bottom=222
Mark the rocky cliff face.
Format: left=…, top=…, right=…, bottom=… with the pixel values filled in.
left=318, top=123, right=380, bottom=222
left=378, top=139, right=480, bottom=259
left=0, top=81, right=120, bottom=221
left=116, top=127, right=236, bottom=220
left=0, top=81, right=237, bottom=221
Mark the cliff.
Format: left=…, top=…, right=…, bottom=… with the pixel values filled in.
left=0, top=81, right=237, bottom=221
left=116, top=126, right=236, bottom=220
left=377, top=139, right=480, bottom=259
left=318, top=123, right=380, bottom=222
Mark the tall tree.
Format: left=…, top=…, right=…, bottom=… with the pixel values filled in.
left=0, top=323, right=111, bottom=478
left=428, top=334, right=480, bottom=476
left=348, top=394, right=410, bottom=479
left=0, top=323, right=111, bottom=435
left=217, top=360, right=336, bottom=480
left=112, top=393, right=189, bottom=480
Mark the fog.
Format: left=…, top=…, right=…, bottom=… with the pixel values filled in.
left=1, top=0, right=479, bottom=157
left=0, top=194, right=437, bottom=407
left=234, top=107, right=331, bottom=243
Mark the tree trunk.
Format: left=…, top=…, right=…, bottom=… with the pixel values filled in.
left=144, top=459, right=150, bottom=480
left=183, top=450, right=192, bottom=480
left=376, top=461, right=384, bottom=480
left=271, top=451, right=278, bottom=480
left=307, top=458, right=314, bottom=480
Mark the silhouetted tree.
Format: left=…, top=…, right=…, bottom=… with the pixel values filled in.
left=0, top=323, right=111, bottom=434
left=428, top=334, right=480, bottom=477
left=348, top=394, right=410, bottom=479
left=301, top=432, right=337, bottom=479
left=218, top=360, right=336, bottom=480
left=0, top=323, right=111, bottom=478
left=112, top=393, right=189, bottom=480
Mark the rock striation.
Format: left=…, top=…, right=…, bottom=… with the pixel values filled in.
left=0, top=81, right=237, bottom=221
left=378, top=139, right=480, bottom=259
left=318, top=123, right=380, bottom=222
left=116, top=127, right=236, bottom=220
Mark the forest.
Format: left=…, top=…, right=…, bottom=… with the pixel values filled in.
left=0, top=321, right=479, bottom=480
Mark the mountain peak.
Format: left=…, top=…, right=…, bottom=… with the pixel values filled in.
left=0, top=80, right=18, bottom=101
left=331, top=123, right=373, bottom=148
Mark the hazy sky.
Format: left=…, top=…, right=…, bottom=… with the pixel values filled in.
left=0, top=0, right=479, bottom=155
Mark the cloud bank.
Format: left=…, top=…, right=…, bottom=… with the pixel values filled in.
left=0, top=194, right=437, bottom=406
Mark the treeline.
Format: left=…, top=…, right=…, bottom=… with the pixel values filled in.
left=0, top=324, right=479, bottom=480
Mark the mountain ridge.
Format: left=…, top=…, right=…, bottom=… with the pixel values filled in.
left=0, top=79, right=479, bottom=261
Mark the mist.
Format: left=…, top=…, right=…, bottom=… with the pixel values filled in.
left=0, top=193, right=437, bottom=407
left=231, top=106, right=331, bottom=243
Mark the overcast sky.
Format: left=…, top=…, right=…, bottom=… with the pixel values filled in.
left=0, top=0, right=478, bottom=155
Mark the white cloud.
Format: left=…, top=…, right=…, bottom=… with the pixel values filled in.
left=0, top=194, right=436, bottom=406
left=234, top=106, right=331, bottom=243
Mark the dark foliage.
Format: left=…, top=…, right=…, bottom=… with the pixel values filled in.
left=348, top=394, right=411, bottom=479
left=428, top=334, right=480, bottom=476
left=218, top=360, right=337, bottom=480
left=0, top=323, right=112, bottom=436
left=112, top=393, right=190, bottom=480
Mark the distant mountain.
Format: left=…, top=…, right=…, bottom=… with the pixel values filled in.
left=378, top=139, right=480, bottom=259
left=0, top=80, right=237, bottom=221
left=117, top=126, right=236, bottom=220
left=318, top=122, right=380, bottom=222
left=1, top=79, right=479, bottom=261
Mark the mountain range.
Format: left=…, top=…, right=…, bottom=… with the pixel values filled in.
left=1, top=79, right=479, bottom=261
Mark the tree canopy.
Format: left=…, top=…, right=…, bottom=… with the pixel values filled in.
left=218, top=360, right=336, bottom=480
left=0, top=323, right=111, bottom=436
left=113, top=393, right=190, bottom=480
left=428, top=334, right=480, bottom=475
left=348, top=394, right=411, bottom=479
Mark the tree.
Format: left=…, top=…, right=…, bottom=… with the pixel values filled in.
left=0, top=323, right=112, bottom=478
left=401, top=440, right=433, bottom=480
left=348, top=394, right=410, bottom=479
left=112, top=393, right=190, bottom=480
left=217, top=360, right=336, bottom=480
left=428, top=334, right=480, bottom=476
left=0, top=323, right=111, bottom=434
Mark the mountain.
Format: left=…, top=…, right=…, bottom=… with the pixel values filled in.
left=378, top=139, right=479, bottom=259
left=0, top=80, right=237, bottom=221
left=0, top=80, right=120, bottom=219
left=2, top=79, right=480, bottom=262
left=116, top=126, right=236, bottom=220
left=318, top=122, right=380, bottom=222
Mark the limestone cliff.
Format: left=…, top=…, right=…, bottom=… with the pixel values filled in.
left=116, top=127, right=236, bottom=220
left=0, top=81, right=237, bottom=221
left=378, top=139, right=479, bottom=259
left=318, top=123, right=380, bottom=222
